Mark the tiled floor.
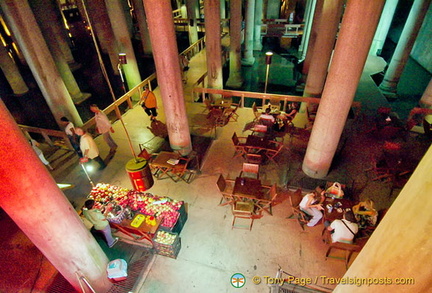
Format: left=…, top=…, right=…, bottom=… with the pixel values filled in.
left=2, top=49, right=429, bottom=292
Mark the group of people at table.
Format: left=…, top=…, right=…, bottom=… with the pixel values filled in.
left=300, top=186, right=378, bottom=244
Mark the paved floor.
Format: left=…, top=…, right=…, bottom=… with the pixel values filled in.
left=2, top=49, right=429, bottom=292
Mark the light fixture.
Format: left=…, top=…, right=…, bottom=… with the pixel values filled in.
left=118, top=53, right=127, bottom=65
left=264, top=52, right=273, bottom=93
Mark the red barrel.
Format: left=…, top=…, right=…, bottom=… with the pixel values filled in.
left=125, top=157, right=154, bottom=191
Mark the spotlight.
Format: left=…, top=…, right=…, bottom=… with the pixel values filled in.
left=118, top=53, right=127, bottom=65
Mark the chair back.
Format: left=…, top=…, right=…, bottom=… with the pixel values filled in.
left=252, top=102, right=258, bottom=113
left=243, top=163, right=259, bottom=174
left=204, top=98, right=212, bottom=108
left=269, top=184, right=278, bottom=201
left=216, top=174, right=226, bottom=192
left=232, top=132, right=240, bottom=146
left=289, top=188, right=303, bottom=207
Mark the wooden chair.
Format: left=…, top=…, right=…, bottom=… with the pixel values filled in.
left=286, top=188, right=311, bottom=230
left=325, top=241, right=362, bottom=269
left=239, top=163, right=260, bottom=179
left=169, top=151, right=199, bottom=183
left=231, top=132, right=248, bottom=158
left=202, top=98, right=213, bottom=113
left=232, top=201, right=255, bottom=230
left=252, top=102, right=261, bottom=122
left=225, top=103, right=239, bottom=122
left=245, top=153, right=263, bottom=165
left=264, top=140, right=284, bottom=163
left=216, top=174, right=235, bottom=206
left=257, top=184, right=278, bottom=215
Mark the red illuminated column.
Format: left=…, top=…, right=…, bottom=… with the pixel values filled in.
left=143, top=0, right=193, bottom=155
left=304, top=0, right=344, bottom=98
left=303, top=0, right=385, bottom=178
left=204, top=0, right=224, bottom=89
left=0, top=100, right=111, bottom=292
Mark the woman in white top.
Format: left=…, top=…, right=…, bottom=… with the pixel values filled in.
left=299, top=186, right=325, bottom=227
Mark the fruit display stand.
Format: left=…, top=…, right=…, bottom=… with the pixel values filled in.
left=88, top=183, right=186, bottom=246
left=152, top=231, right=181, bottom=259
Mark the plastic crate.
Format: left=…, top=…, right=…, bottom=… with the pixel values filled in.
left=152, top=231, right=181, bottom=259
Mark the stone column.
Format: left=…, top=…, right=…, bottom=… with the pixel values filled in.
left=82, top=0, right=119, bottom=73
left=1, top=0, right=82, bottom=127
left=302, top=0, right=385, bottom=178
left=0, top=100, right=111, bottom=292
left=304, top=0, right=344, bottom=97
left=105, top=0, right=142, bottom=94
left=369, top=0, right=399, bottom=56
left=186, top=0, right=199, bottom=45
left=379, top=0, right=431, bottom=95
left=204, top=0, right=224, bottom=89
left=0, top=44, right=28, bottom=95
left=220, top=0, right=226, bottom=19
left=301, top=0, right=324, bottom=78
left=335, top=145, right=432, bottom=292
left=254, top=0, right=264, bottom=51
left=419, top=78, right=432, bottom=108
left=30, top=0, right=91, bottom=104
left=242, top=0, right=255, bottom=66
left=298, top=0, right=316, bottom=61
left=266, top=0, right=281, bottom=19
left=226, top=0, right=243, bottom=88
left=143, top=0, right=192, bottom=155
left=131, top=0, right=153, bottom=55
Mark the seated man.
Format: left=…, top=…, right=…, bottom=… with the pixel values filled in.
left=299, top=186, right=325, bottom=227
left=326, top=210, right=359, bottom=243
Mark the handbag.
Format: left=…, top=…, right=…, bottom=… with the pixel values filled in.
left=326, top=182, right=344, bottom=198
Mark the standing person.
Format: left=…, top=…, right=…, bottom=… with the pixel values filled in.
left=299, top=186, right=325, bottom=227
left=60, top=117, right=82, bottom=157
left=75, top=127, right=106, bottom=170
left=89, top=104, right=118, bottom=152
left=139, top=86, right=158, bottom=121
left=82, top=200, right=119, bottom=248
left=179, top=55, right=189, bottom=83
left=29, top=138, right=53, bottom=170
left=326, top=210, right=359, bottom=243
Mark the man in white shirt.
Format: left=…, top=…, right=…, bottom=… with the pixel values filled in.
left=60, top=117, right=82, bottom=157
left=327, top=210, right=359, bottom=243
left=90, top=104, right=118, bottom=152
left=75, top=127, right=106, bottom=170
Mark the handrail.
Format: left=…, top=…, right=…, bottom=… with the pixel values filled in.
left=19, top=124, right=74, bottom=150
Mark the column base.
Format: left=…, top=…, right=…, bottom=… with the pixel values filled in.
left=302, top=163, right=329, bottom=179
left=226, top=75, right=244, bottom=89
left=241, top=57, right=255, bottom=66
left=72, top=92, right=92, bottom=105
left=253, top=42, right=263, bottom=51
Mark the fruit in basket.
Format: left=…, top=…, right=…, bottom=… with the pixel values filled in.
left=155, top=231, right=177, bottom=245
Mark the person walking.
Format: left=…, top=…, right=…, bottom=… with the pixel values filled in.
left=29, top=138, right=53, bottom=170
left=89, top=104, right=118, bottom=152
left=82, top=199, right=119, bottom=248
left=59, top=117, right=82, bottom=157
left=139, top=86, right=158, bottom=121
left=75, top=127, right=106, bottom=170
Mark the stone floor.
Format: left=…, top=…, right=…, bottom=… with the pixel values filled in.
left=1, top=50, right=430, bottom=293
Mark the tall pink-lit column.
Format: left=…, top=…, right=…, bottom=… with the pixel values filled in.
left=303, top=0, right=385, bottom=178
left=226, top=0, right=243, bottom=88
left=379, top=0, right=431, bottom=95
left=143, top=0, right=192, bottom=155
left=204, top=0, right=224, bottom=89
left=0, top=100, right=111, bottom=292
left=1, top=0, right=82, bottom=127
left=304, top=0, right=344, bottom=97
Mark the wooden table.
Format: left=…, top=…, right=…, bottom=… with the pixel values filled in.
left=246, top=135, right=272, bottom=150
left=110, top=216, right=162, bottom=244
left=323, top=197, right=354, bottom=222
left=233, top=177, right=271, bottom=216
left=149, top=151, right=186, bottom=182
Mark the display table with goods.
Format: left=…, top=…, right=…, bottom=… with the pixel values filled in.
left=88, top=183, right=187, bottom=249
